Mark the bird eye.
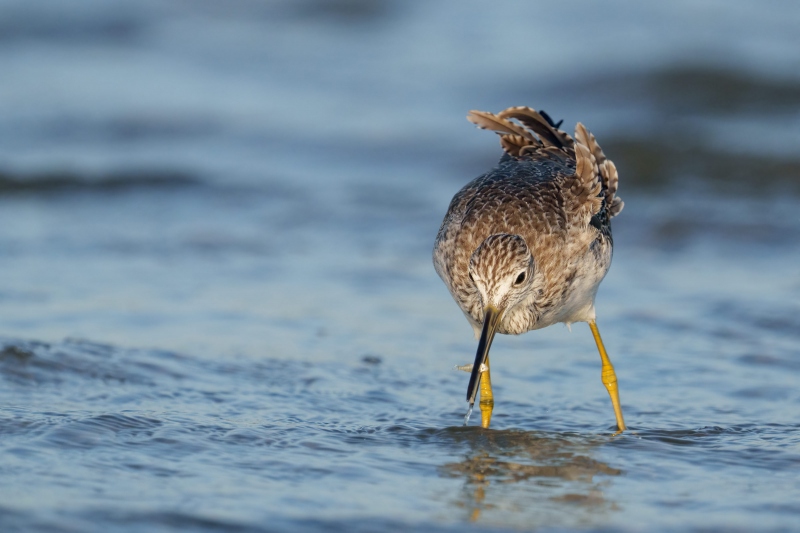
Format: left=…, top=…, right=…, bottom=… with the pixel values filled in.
left=514, top=272, right=526, bottom=285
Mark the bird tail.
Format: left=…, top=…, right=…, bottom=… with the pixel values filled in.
left=467, top=106, right=573, bottom=157
left=467, top=106, right=623, bottom=218
left=574, top=123, right=623, bottom=218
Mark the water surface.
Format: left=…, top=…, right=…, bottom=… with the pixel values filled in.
left=1, top=1, right=799, bottom=531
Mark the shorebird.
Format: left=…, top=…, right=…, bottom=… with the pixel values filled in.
left=433, top=106, right=626, bottom=430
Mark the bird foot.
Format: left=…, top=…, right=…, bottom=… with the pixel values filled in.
left=454, top=363, right=488, bottom=373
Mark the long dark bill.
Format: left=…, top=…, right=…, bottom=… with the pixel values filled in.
left=466, top=306, right=502, bottom=405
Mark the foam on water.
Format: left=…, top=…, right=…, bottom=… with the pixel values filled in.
left=463, top=405, right=473, bottom=427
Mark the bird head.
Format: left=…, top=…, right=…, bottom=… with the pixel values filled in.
left=468, top=233, right=535, bottom=313
left=465, top=233, right=535, bottom=407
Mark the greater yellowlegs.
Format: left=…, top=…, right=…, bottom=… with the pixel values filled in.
left=433, top=106, right=626, bottom=430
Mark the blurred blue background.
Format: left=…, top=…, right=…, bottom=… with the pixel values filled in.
left=1, top=1, right=799, bottom=532
left=1, top=0, right=798, bottom=354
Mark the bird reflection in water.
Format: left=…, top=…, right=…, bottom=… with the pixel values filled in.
left=439, top=429, right=622, bottom=526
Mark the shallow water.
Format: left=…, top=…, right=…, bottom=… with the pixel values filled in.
left=1, top=1, right=800, bottom=532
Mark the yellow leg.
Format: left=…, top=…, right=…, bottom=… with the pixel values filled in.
left=479, top=356, right=494, bottom=428
left=588, top=321, right=626, bottom=431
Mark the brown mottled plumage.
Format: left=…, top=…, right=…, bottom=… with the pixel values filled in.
left=433, top=106, right=627, bottom=429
